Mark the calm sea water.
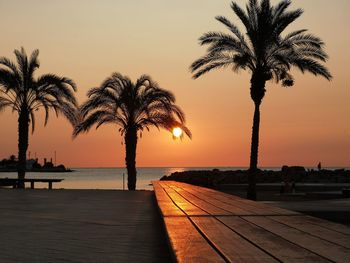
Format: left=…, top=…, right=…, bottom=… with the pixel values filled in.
left=1, top=167, right=242, bottom=190
left=1, top=167, right=347, bottom=190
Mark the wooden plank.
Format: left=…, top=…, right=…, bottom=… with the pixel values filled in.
left=234, top=198, right=299, bottom=216
left=173, top=181, right=219, bottom=194
left=156, top=201, right=186, bottom=217
left=294, top=215, right=350, bottom=236
left=172, top=183, right=254, bottom=215
left=195, top=193, right=254, bottom=215
left=206, top=192, right=290, bottom=215
left=191, top=216, right=278, bottom=263
left=163, top=217, right=225, bottom=263
left=268, top=215, right=350, bottom=249
left=174, top=182, right=272, bottom=215
left=167, top=185, right=232, bottom=216
left=152, top=182, right=185, bottom=217
left=218, top=216, right=329, bottom=262
left=153, top=181, right=170, bottom=201
left=173, top=181, right=299, bottom=215
left=160, top=183, right=208, bottom=216
left=244, top=216, right=350, bottom=263
left=153, top=181, right=177, bottom=203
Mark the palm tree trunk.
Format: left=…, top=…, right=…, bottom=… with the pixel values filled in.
left=248, top=73, right=266, bottom=200
left=247, top=101, right=260, bottom=200
left=17, top=110, right=29, bottom=189
left=125, top=127, right=138, bottom=190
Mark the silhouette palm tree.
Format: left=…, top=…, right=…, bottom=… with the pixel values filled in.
left=74, top=73, right=191, bottom=190
left=191, top=0, right=332, bottom=200
left=0, top=48, right=78, bottom=188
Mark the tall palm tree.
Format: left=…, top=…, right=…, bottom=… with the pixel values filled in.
left=0, top=47, right=78, bottom=188
left=190, top=0, right=331, bottom=200
left=74, top=73, right=191, bottom=190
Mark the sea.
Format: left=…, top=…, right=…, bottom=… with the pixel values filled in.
left=0, top=167, right=244, bottom=190
left=1, top=167, right=348, bottom=190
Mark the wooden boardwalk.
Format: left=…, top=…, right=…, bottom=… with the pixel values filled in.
left=0, top=189, right=171, bottom=262
left=153, top=180, right=350, bottom=263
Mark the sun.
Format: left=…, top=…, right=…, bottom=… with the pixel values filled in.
left=172, top=127, right=183, bottom=138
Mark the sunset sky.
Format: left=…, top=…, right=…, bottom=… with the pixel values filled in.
left=0, top=0, right=349, bottom=168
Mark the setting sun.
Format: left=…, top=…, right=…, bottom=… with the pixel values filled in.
left=172, top=127, right=183, bottom=138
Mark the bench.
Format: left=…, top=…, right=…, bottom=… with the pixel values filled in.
left=153, top=180, right=350, bottom=262
left=0, top=178, right=63, bottom=189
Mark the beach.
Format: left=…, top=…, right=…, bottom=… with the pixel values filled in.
left=0, top=189, right=171, bottom=262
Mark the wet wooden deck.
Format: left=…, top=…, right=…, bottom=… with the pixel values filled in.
left=153, top=180, right=350, bottom=262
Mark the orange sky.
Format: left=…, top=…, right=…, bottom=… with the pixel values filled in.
left=0, top=0, right=349, bottom=168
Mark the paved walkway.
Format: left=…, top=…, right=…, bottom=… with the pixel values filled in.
left=0, top=189, right=171, bottom=262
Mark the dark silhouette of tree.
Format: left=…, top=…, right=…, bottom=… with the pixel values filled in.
left=0, top=48, right=78, bottom=188
left=74, top=73, right=191, bottom=190
left=190, top=0, right=331, bottom=200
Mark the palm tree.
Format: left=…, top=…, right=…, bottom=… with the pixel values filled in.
left=0, top=47, right=78, bottom=188
left=190, top=0, right=331, bottom=200
left=74, top=73, right=191, bottom=190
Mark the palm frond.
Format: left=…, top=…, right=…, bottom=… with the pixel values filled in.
left=272, top=0, right=291, bottom=23
left=0, top=57, right=20, bottom=77
left=283, top=29, right=307, bottom=40
left=286, top=33, right=324, bottom=49
left=29, top=110, right=36, bottom=134
left=192, top=59, right=233, bottom=79
left=14, top=47, right=28, bottom=78
left=273, top=8, right=303, bottom=37
left=73, top=110, right=112, bottom=136
left=215, top=16, right=248, bottom=47
left=28, top=49, right=40, bottom=76
left=290, top=57, right=332, bottom=80
left=0, top=97, right=13, bottom=112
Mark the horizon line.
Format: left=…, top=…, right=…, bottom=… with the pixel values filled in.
left=68, top=166, right=350, bottom=169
